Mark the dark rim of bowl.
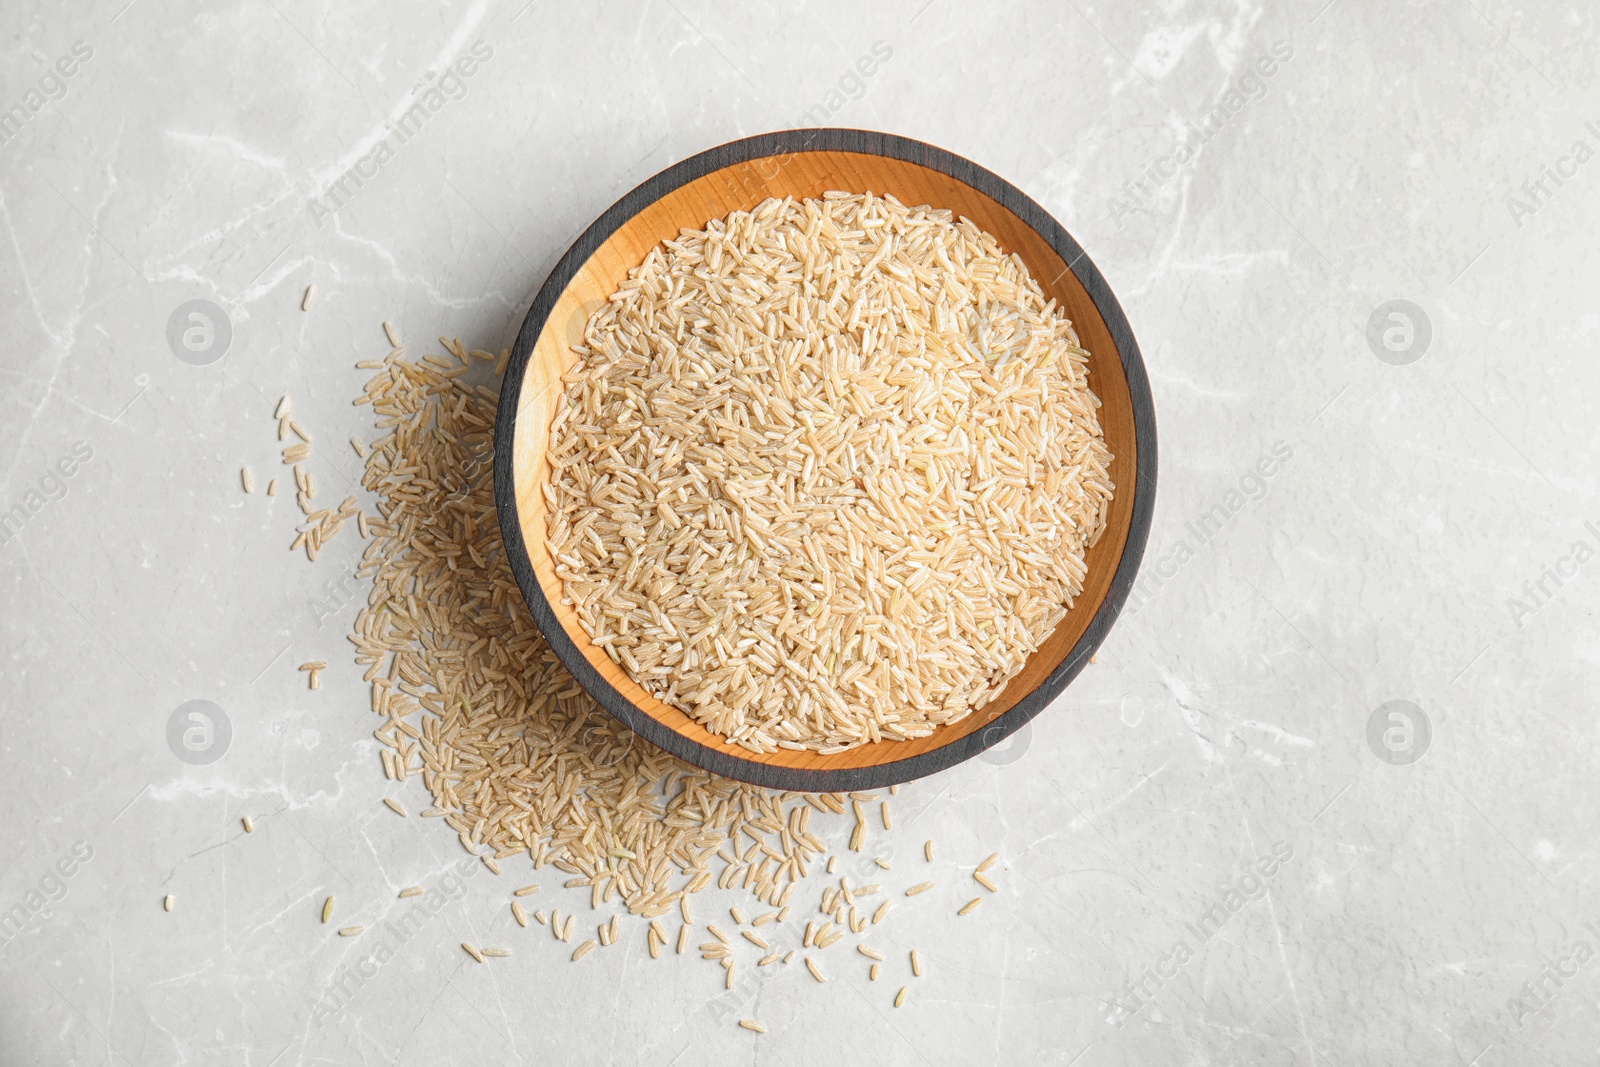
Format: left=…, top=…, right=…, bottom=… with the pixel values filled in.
left=494, top=128, right=1157, bottom=791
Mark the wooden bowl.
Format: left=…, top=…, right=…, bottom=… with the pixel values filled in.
left=494, top=129, right=1156, bottom=791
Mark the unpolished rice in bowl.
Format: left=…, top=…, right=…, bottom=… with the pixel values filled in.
left=545, top=192, right=1114, bottom=754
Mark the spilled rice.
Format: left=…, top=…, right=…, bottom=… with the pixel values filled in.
left=266, top=329, right=1017, bottom=1022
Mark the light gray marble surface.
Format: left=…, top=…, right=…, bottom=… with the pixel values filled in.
left=2, top=0, right=1598, bottom=1063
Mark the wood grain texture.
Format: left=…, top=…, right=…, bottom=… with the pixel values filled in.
left=494, top=129, right=1157, bottom=791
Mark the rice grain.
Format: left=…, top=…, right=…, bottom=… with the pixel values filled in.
left=295, top=326, right=1028, bottom=1012
left=546, top=193, right=1114, bottom=754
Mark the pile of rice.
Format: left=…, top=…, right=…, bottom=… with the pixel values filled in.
left=279, top=331, right=1012, bottom=1010
left=545, top=192, right=1114, bottom=754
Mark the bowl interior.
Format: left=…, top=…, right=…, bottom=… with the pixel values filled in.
left=508, top=145, right=1142, bottom=777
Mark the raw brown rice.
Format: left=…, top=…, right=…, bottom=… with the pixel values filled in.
left=546, top=193, right=1113, bottom=753
left=283, top=329, right=1030, bottom=1003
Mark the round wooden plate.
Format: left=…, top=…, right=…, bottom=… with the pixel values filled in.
left=494, top=128, right=1156, bottom=791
